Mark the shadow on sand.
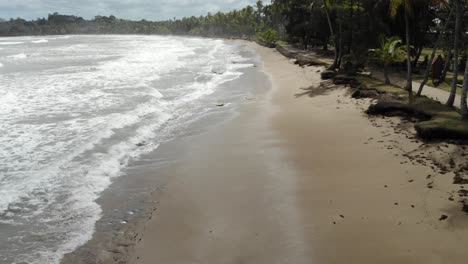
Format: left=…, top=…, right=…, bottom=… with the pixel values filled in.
left=294, top=81, right=343, bottom=98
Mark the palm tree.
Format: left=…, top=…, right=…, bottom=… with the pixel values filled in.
left=370, top=36, right=405, bottom=84
left=322, top=0, right=339, bottom=70
left=384, top=0, right=414, bottom=103
left=461, top=59, right=468, bottom=119
left=416, top=5, right=454, bottom=96
left=446, top=0, right=461, bottom=107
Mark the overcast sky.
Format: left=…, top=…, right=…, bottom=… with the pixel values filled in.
left=0, top=0, right=259, bottom=21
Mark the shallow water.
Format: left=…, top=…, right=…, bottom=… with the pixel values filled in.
left=0, top=35, right=255, bottom=264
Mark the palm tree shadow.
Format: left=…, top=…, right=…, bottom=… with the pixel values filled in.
left=294, top=81, right=341, bottom=98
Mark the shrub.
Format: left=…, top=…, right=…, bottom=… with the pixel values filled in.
left=256, top=28, right=279, bottom=45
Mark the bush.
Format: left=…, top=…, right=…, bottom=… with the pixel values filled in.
left=341, top=51, right=368, bottom=75
left=256, top=29, right=279, bottom=45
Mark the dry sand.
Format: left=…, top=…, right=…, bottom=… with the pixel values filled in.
left=129, top=43, right=468, bottom=264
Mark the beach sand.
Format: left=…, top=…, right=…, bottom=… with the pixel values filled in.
left=124, top=42, right=468, bottom=264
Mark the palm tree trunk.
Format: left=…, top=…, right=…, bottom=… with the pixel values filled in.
left=384, top=65, right=391, bottom=84
left=323, top=0, right=338, bottom=70
left=404, top=4, right=413, bottom=104
left=446, top=0, right=461, bottom=107
left=337, top=21, right=343, bottom=69
left=416, top=7, right=454, bottom=96
left=441, top=48, right=452, bottom=82
left=461, top=59, right=468, bottom=119
left=348, top=0, right=354, bottom=54
left=412, top=46, right=423, bottom=68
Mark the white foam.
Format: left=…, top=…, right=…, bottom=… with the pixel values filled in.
left=0, top=35, right=254, bottom=264
left=0, top=41, right=24, bottom=45
left=7, top=53, right=27, bottom=60
left=31, top=39, right=48, bottom=44
left=0, top=62, right=3, bottom=67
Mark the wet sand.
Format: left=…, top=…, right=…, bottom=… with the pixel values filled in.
left=129, top=43, right=468, bottom=264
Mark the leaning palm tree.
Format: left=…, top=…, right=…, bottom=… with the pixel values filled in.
left=446, top=0, right=462, bottom=107
left=461, top=57, right=468, bottom=119
left=369, top=36, right=405, bottom=84
left=416, top=4, right=454, bottom=96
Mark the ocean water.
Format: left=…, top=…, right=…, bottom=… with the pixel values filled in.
left=0, top=35, right=255, bottom=263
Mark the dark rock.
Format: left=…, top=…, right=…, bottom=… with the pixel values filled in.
left=454, top=175, right=468, bottom=184
left=352, top=89, right=380, bottom=99
left=366, top=102, right=430, bottom=120
left=415, top=121, right=468, bottom=141
left=333, top=75, right=360, bottom=87
left=321, top=70, right=336, bottom=80
left=462, top=202, right=468, bottom=214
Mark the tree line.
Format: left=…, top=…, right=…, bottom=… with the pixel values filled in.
left=1, top=0, right=467, bottom=115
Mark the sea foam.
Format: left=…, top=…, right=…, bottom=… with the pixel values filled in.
left=0, top=41, right=24, bottom=45
left=31, top=39, right=48, bottom=44
left=0, top=35, right=254, bottom=264
left=7, top=53, right=28, bottom=60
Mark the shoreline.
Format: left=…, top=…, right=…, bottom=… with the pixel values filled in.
left=66, top=41, right=468, bottom=264
left=60, top=40, right=271, bottom=264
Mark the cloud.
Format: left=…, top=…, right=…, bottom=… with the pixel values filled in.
left=0, top=0, right=259, bottom=21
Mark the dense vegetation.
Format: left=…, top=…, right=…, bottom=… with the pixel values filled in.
left=0, top=5, right=268, bottom=37
left=1, top=0, right=467, bottom=115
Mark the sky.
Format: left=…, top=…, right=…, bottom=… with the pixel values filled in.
left=0, top=0, right=259, bottom=21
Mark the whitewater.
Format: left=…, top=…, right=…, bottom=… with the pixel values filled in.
left=0, top=35, right=254, bottom=263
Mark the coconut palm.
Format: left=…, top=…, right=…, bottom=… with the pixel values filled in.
left=416, top=5, right=454, bottom=96
left=446, top=0, right=462, bottom=107
left=322, top=0, right=339, bottom=70
left=369, top=36, right=405, bottom=84
left=461, top=58, right=468, bottom=119
left=382, top=0, right=414, bottom=103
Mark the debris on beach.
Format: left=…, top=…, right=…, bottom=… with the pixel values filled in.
left=438, top=215, right=448, bottom=221
left=462, top=202, right=468, bottom=214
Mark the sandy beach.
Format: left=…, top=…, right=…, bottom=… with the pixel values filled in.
left=112, top=42, right=468, bottom=264
left=3, top=2, right=466, bottom=263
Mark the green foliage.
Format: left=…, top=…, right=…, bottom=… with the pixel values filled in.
left=0, top=4, right=272, bottom=37
left=369, top=36, right=405, bottom=66
left=256, top=28, right=279, bottom=44
left=341, top=50, right=368, bottom=73
left=0, top=0, right=456, bottom=67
